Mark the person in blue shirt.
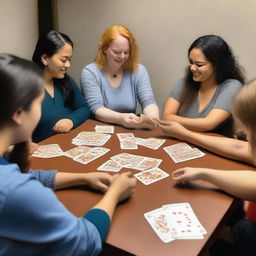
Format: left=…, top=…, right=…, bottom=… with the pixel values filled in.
left=0, top=53, right=136, bottom=255
left=32, top=30, right=90, bottom=142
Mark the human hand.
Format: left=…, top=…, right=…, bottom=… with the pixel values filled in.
left=120, top=113, right=142, bottom=128
left=158, top=120, right=189, bottom=139
left=172, top=167, right=204, bottom=183
left=109, top=172, right=137, bottom=202
left=53, top=119, right=74, bottom=133
left=85, top=172, right=114, bottom=193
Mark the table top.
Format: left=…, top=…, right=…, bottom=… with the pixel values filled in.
left=30, top=119, right=254, bottom=256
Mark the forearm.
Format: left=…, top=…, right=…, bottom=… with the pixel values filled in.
left=184, top=132, right=253, bottom=164
left=202, top=169, right=256, bottom=200
left=95, top=107, right=123, bottom=125
left=91, top=188, right=119, bottom=220
left=55, top=172, right=89, bottom=190
left=143, top=104, right=159, bottom=119
left=166, top=115, right=217, bottom=131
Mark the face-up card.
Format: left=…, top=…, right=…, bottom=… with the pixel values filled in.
left=120, top=138, right=138, bottom=150
left=116, top=133, right=135, bottom=140
left=72, top=132, right=111, bottom=146
left=138, top=138, right=166, bottom=150
left=111, top=153, right=145, bottom=167
left=134, top=168, right=169, bottom=185
left=97, top=159, right=122, bottom=172
left=95, top=125, right=114, bottom=134
left=64, top=146, right=92, bottom=158
left=169, top=148, right=205, bottom=163
left=134, top=158, right=162, bottom=171
left=162, top=203, right=207, bottom=239
left=32, top=144, right=64, bottom=158
left=144, top=208, right=175, bottom=243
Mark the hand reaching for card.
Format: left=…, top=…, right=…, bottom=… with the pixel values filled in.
left=158, top=120, right=189, bottom=139
left=53, top=118, right=74, bottom=133
left=172, top=167, right=206, bottom=183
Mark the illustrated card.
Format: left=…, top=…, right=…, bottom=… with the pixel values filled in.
left=120, top=138, right=138, bottom=150
left=111, top=153, right=145, bottom=167
left=64, top=146, right=92, bottom=158
left=32, top=144, right=64, bottom=158
left=144, top=208, right=175, bottom=243
left=116, top=133, right=135, bottom=141
left=169, top=148, right=205, bottom=163
left=162, top=203, right=207, bottom=239
left=138, top=138, right=166, bottom=150
left=95, top=125, right=114, bottom=134
left=134, top=168, right=169, bottom=185
left=135, top=158, right=162, bottom=171
left=97, top=159, right=122, bottom=172
left=72, top=132, right=111, bottom=146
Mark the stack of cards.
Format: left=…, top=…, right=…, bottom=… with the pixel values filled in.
left=111, top=153, right=162, bottom=171
left=64, top=146, right=110, bottom=165
left=163, top=143, right=205, bottom=163
left=134, top=168, right=169, bottom=185
left=144, top=203, right=207, bottom=243
left=95, top=125, right=114, bottom=134
left=32, top=144, right=64, bottom=158
left=72, top=132, right=111, bottom=146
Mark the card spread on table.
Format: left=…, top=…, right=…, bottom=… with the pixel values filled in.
left=144, top=203, right=207, bottom=243
left=164, top=143, right=205, bottom=163
left=73, top=147, right=110, bottom=165
left=72, top=132, right=111, bottom=146
left=95, top=125, right=114, bottom=134
left=134, top=168, right=169, bottom=185
left=32, top=144, right=64, bottom=158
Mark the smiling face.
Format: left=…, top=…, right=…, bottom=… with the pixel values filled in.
left=104, top=35, right=130, bottom=70
left=188, top=48, right=216, bottom=84
left=43, top=43, right=72, bottom=79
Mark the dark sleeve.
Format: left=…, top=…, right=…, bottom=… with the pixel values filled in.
left=84, top=208, right=111, bottom=242
left=66, top=78, right=91, bottom=127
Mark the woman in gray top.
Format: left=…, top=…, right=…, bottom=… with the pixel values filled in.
left=162, top=35, right=245, bottom=137
left=81, top=25, right=159, bottom=128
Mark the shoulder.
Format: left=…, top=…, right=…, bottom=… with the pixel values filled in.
left=82, top=63, right=101, bottom=74
left=220, top=79, right=242, bottom=89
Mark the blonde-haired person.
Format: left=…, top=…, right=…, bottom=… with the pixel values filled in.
left=81, top=25, right=159, bottom=128
left=165, top=79, right=256, bottom=255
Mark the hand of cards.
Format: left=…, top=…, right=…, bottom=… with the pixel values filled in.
left=140, top=114, right=159, bottom=128
left=144, top=203, right=207, bottom=243
left=164, top=143, right=205, bottom=163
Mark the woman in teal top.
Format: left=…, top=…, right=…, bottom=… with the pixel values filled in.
left=32, top=30, right=90, bottom=142
left=0, top=53, right=136, bottom=255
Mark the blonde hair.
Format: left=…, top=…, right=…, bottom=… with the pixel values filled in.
left=95, top=25, right=139, bottom=72
left=232, top=78, right=256, bottom=158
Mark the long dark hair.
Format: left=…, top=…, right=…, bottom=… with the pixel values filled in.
left=0, top=54, right=44, bottom=172
left=180, top=35, right=245, bottom=111
left=32, top=30, right=74, bottom=107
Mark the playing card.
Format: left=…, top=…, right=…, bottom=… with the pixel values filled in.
left=64, top=146, right=92, bottom=158
left=95, top=125, right=114, bottom=134
left=144, top=208, right=175, bottom=243
left=134, top=157, right=162, bottom=171
left=32, top=144, right=64, bottom=158
left=97, top=159, right=122, bottom=172
left=120, top=138, right=138, bottom=150
left=111, top=153, right=145, bottom=167
left=134, top=168, right=169, bottom=185
left=138, top=138, right=166, bottom=150
left=162, top=203, right=207, bottom=239
left=72, top=132, right=111, bottom=146
left=116, top=133, right=135, bottom=140
left=169, top=148, right=205, bottom=163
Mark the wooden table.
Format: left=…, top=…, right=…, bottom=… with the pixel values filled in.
left=30, top=119, right=254, bottom=256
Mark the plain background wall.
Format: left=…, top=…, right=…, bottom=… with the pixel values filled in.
left=57, top=0, right=256, bottom=113
left=0, top=0, right=38, bottom=59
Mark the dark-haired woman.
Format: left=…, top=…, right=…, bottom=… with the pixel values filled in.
left=162, top=35, right=244, bottom=137
left=32, top=30, right=90, bottom=142
left=0, top=53, right=136, bottom=255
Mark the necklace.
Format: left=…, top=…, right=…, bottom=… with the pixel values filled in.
left=113, top=74, right=117, bottom=78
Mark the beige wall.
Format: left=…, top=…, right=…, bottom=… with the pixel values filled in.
left=0, top=0, right=38, bottom=59
left=57, top=0, right=256, bottom=113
